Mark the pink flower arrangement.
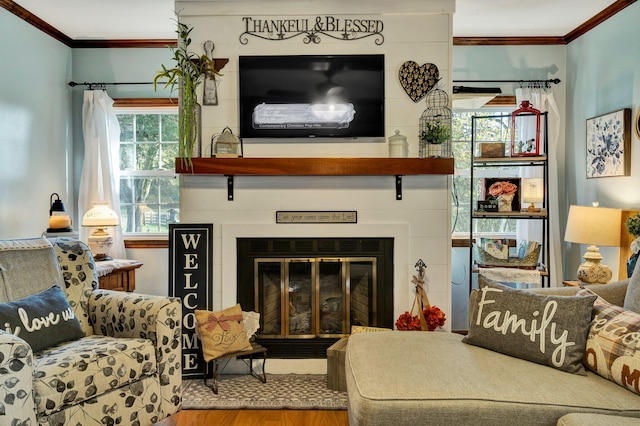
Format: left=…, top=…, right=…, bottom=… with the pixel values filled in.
left=395, top=306, right=446, bottom=331
left=488, top=181, right=518, bottom=197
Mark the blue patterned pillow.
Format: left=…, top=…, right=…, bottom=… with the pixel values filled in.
left=0, top=285, right=85, bottom=352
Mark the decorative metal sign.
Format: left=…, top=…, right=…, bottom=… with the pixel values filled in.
left=240, top=16, right=384, bottom=45
left=276, top=211, right=357, bottom=224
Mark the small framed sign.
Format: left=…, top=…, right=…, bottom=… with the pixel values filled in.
left=477, top=200, right=498, bottom=212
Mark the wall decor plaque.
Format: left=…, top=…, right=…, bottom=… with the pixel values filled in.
left=276, top=211, right=357, bottom=224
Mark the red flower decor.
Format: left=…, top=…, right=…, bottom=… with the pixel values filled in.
left=395, top=306, right=446, bottom=331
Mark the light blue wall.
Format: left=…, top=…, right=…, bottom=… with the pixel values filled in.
left=0, top=10, right=73, bottom=238
left=564, top=2, right=640, bottom=277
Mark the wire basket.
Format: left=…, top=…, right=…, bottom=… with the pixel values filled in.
left=473, top=244, right=541, bottom=270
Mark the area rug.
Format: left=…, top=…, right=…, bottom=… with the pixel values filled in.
left=181, top=374, right=348, bottom=410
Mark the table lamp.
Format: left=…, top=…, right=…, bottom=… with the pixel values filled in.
left=564, top=204, right=621, bottom=284
left=82, top=202, right=119, bottom=261
left=522, top=178, right=544, bottom=212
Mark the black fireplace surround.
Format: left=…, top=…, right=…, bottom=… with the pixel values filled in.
left=237, top=237, right=394, bottom=358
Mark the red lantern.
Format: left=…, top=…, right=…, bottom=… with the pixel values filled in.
left=510, top=100, right=541, bottom=157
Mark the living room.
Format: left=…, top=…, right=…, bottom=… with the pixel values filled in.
left=1, top=0, right=640, bottom=425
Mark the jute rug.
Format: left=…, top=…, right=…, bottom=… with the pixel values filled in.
left=181, top=374, right=348, bottom=410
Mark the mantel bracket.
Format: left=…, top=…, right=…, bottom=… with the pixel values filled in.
left=226, top=175, right=234, bottom=201
left=396, top=175, right=403, bottom=200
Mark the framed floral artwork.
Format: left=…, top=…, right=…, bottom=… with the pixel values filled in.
left=481, top=178, right=521, bottom=212
left=586, top=108, right=631, bottom=178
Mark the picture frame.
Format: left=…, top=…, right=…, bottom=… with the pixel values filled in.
left=481, top=178, right=521, bottom=212
left=586, top=108, right=631, bottom=178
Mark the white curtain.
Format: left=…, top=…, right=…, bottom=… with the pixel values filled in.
left=78, top=90, right=126, bottom=259
left=515, top=87, right=562, bottom=286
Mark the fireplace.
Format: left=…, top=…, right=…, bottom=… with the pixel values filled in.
left=237, top=238, right=394, bottom=358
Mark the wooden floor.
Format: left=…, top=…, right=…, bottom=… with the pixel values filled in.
left=155, top=409, right=349, bottom=426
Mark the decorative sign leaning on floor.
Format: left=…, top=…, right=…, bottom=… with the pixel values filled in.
left=276, top=211, right=357, bottom=224
left=169, top=224, right=213, bottom=379
left=239, top=16, right=384, bottom=44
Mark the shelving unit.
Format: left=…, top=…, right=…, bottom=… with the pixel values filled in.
left=469, top=113, right=550, bottom=288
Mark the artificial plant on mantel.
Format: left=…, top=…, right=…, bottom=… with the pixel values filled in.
left=154, top=19, right=220, bottom=169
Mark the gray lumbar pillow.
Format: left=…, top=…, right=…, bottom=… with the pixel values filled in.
left=463, top=277, right=597, bottom=374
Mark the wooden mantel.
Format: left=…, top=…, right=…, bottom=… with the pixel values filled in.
left=175, top=157, right=455, bottom=176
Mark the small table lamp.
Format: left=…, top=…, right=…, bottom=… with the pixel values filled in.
left=82, top=202, right=119, bottom=261
left=522, top=178, right=544, bottom=212
left=564, top=204, right=621, bottom=284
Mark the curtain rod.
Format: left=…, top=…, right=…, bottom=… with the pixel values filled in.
left=452, top=78, right=561, bottom=84
left=68, top=81, right=165, bottom=89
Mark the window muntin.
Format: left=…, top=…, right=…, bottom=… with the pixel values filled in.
left=116, top=107, right=179, bottom=234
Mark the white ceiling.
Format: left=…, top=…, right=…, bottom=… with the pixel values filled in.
left=11, top=0, right=619, bottom=40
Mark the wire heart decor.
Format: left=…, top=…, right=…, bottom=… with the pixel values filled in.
left=398, top=61, right=440, bottom=103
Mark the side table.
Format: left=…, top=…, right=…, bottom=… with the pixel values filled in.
left=95, top=259, right=143, bottom=292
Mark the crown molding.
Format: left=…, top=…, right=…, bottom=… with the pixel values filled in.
left=2, top=0, right=637, bottom=47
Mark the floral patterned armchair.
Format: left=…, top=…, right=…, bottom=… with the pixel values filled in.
left=0, top=237, right=182, bottom=425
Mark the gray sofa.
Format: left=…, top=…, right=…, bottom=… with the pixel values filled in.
left=345, top=278, right=640, bottom=426
left=0, top=238, right=182, bottom=425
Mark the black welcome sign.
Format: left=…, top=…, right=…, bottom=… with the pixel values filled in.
left=169, top=224, right=213, bottom=378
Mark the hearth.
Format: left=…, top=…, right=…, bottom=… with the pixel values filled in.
left=237, top=238, right=394, bottom=358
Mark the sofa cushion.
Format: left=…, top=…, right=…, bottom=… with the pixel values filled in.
left=346, top=332, right=640, bottom=426
left=578, top=287, right=640, bottom=395
left=463, top=277, right=597, bottom=374
left=557, top=413, right=640, bottom=426
left=0, top=285, right=85, bottom=352
left=32, top=335, right=157, bottom=417
left=195, top=304, right=252, bottom=361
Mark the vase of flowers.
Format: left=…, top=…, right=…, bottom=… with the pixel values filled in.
left=626, top=213, right=640, bottom=277
left=154, top=18, right=220, bottom=169
left=487, top=180, right=518, bottom=212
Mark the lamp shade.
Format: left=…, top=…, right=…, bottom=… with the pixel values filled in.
left=564, top=205, right=621, bottom=247
left=522, top=178, right=544, bottom=203
left=82, top=202, right=119, bottom=227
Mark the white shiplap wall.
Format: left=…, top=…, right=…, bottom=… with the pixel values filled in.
left=176, top=0, right=454, bottom=373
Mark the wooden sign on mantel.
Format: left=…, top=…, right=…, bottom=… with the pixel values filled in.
left=276, top=211, right=357, bottom=224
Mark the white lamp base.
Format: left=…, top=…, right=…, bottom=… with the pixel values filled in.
left=87, top=228, right=114, bottom=262
left=577, top=245, right=612, bottom=284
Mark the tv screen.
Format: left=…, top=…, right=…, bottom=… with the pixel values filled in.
left=239, top=54, right=385, bottom=139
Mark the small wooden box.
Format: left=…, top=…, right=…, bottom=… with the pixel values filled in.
left=480, top=143, right=505, bottom=158
left=327, top=338, right=349, bottom=391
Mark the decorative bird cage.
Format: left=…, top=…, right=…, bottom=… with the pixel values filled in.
left=211, top=127, right=243, bottom=158
left=419, top=89, right=452, bottom=158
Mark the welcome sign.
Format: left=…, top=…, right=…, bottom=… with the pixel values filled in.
left=169, top=224, right=213, bottom=378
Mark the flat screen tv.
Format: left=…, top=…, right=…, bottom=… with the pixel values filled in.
left=239, top=54, right=385, bottom=139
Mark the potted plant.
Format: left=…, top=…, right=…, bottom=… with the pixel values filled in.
left=154, top=18, right=219, bottom=169
left=419, top=120, right=451, bottom=157
left=626, top=213, right=640, bottom=277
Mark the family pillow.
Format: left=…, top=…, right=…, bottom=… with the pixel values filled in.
left=195, top=303, right=253, bottom=361
left=464, top=277, right=597, bottom=374
left=0, top=285, right=85, bottom=352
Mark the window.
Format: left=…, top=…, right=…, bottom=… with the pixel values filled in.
left=451, top=109, right=518, bottom=237
left=115, top=104, right=179, bottom=234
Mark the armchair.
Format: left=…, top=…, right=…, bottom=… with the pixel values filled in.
left=0, top=237, right=182, bottom=426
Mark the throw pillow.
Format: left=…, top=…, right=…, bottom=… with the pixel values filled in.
left=196, top=304, right=253, bottom=362
left=0, top=285, right=85, bottom=352
left=578, top=287, right=640, bottom=394
left=463, top=277, right=597, bottom=374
